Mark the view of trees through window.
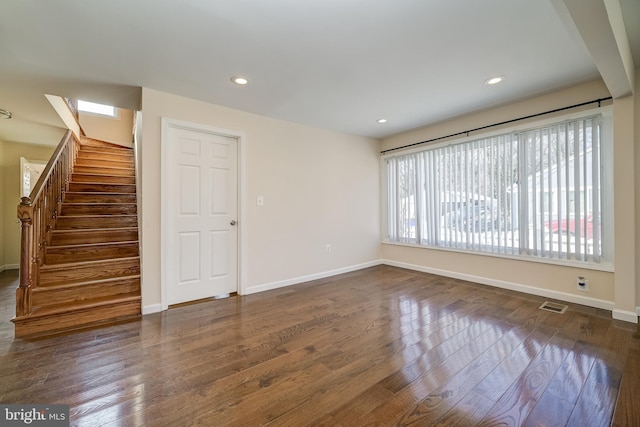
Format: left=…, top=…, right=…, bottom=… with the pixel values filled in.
left=385, top=114, right=606, bottom=263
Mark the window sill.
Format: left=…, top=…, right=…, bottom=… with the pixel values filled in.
left=381, top=240, right=615, bottom=273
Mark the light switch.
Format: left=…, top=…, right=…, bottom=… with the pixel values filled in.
left=257, top=195, right=264, bottom=206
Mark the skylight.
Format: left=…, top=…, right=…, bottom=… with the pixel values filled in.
left=77, top=100, right=116, bottom=117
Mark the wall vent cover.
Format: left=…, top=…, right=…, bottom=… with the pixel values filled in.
left=539, top=301, right=568, bottom=314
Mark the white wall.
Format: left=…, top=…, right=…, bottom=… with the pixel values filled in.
left=79, top=107, right=134, bottom=147
left=140, top=88, right=380, bottom=310
left=380, top=79, right=632, bottom=315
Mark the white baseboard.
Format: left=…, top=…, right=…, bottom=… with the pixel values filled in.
left=244, top=260, right=382, bottom=295
left=143, top=259, right=637, bottom=324
left=382, top=259, right=616, bottom=312
left=0, top=264, right=19, bottom=272
left=613, top=309, right=638, bottom=323
left=142, top=304, right=163, bottom=315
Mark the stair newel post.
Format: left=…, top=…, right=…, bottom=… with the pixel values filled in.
left=16, top=197, right=34, bottom=317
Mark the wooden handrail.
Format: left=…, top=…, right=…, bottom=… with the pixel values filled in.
left=63, top=97, right=85, bottom=137
left=15, top=130, right=81, bottom=317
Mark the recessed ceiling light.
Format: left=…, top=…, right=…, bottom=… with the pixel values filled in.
left=231, top=76, right=249, bottom=85
left=485, top=76, right=505, bottom=85
left=377, top=118, right=388, bottom=124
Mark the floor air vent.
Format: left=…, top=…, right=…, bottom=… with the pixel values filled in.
left=539, top=301, right=568, bottom=314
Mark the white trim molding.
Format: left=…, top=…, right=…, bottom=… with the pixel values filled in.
left=141, top=256, right=637, bottom=325
left=0, top=264, right=19, bottom=272
left=142, top=304, right=163, bottom=315
left=613, top=309, right=639, bottom=324
left=381, top=259, right=616, bottom=313
left=245, top=261, right=382, bottom=295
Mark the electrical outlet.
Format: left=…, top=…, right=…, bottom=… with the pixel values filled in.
left=577, top=276, right=589, bottom=292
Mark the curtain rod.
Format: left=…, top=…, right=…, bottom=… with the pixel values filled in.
left=380, top=96, right=613, bottom=155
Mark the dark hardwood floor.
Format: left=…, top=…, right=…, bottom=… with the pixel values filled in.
left=1, top=266, right=639, bottom=426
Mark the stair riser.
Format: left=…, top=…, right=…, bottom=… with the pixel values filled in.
left=46, top=243, right=139, bottom=264
left=76, top=152, right=134, bottom=162
left=73, top=166, right=135, bottom=177
left=56, top=216, right=138, bottom=229
left=71, top=174, right=136, bottom=184
left=63, top=193, right=137, bottom=203
left=68, top=183, right=136, bottom=193
left=32, top=278, right=141, bottom=308
left=51, top=229, right=138, bottom=246
left=75, top=158, right=134, bottom=169
left=39, top=258, right=140, bottom=287
left=13, top=300, right=141, bottom=338
left=60, top=204, right=137, bottom=216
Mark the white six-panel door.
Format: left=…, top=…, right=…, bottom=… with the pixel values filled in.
left=164, top=123, right=238, bottom=305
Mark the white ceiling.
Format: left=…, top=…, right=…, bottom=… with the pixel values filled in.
left=0, top=0, right=638, bottom=146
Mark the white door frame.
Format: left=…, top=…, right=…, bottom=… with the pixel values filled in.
left=160, top=117, right=246, bottom=310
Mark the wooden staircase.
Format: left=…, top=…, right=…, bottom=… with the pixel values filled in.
left=13, top=137, right=141, bottom=337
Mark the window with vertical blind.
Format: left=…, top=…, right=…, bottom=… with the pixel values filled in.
left=383, top=110, right=612, bottom=266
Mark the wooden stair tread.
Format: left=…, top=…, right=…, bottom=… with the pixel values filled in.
left=33, top=274, right=141, bottom=292
left=29, top=293, right=141, bottom=317
left=79, top=148, right=133, bottom=154
left=68, top=181, right=136, bottom=186
left=39, top=255, right=141, bottom=272
left=60, top=203, right=137, bottom=215
left=67, top=183, right=137, bottom=193
left=61, top=202, right=137, bottom=206
left=57, top=214, right=138, bottom=218
left=63, top=192, right=137, bottom=201
left=38, top=257, right=141, bottom=288
left=75, top=159, right=133, bottom=166
left=50, top=228, right=139, bottom=244
left=70, top=175, right=135, bottom=184
left=31, top=276, right=141, bottom=309
left=64, top=192, right=136, bottom=195
left=47, top=240, right=139, bottom=249
left=45, top=241, right=139, bottom=264
left=11, top=300, right=140, bottom=338
left=71, top=173, right=135, bottom=178
left=73, top=165, right=135, bottom=173
left=78, top=146, right=133, bottom=152
left=52, top=226, right=138, bottom=234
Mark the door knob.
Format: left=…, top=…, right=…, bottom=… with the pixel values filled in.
left=230, top=220, right=237, bottom=226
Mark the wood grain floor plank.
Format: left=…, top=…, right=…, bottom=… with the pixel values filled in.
left=0, top=267, right=637, bottom=426
left=611, top=340, right=640, bottom=427
left=433, top=390, right=497, bottom=427
left=544, top=340, right=596, bottom=404
left=523, top=392, right=574, bottom=427
left=472, top=325, right=554, bottom=402
left=478, top=332, right=576, bottom=426
left=392, top=323, right=518, bottom=425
